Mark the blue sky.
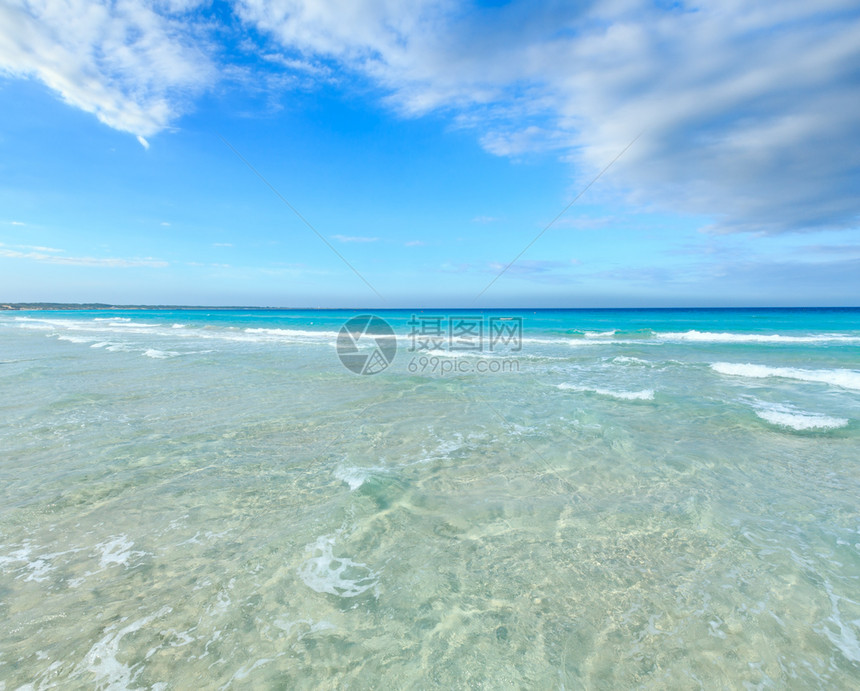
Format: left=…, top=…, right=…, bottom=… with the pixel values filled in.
left=1, top=0, right=858, bottom=307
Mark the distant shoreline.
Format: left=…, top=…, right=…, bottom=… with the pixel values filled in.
left=0, top=303, right=270, bottom=311
left=2, top=303, right=858, bottom=312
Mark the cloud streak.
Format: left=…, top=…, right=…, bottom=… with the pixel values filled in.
left=0, top=246, right=167, bottom=267
left=332, top=234, right=379, bottom=243
left=236, top=0, right=860, bottom=235
left=0, top=0, right=214, bottom=137
left=3, top=1, right=857, bottom=235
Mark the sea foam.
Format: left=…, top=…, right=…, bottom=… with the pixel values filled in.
left=74, top=606, right=171, bottom=689
left=298, top=534, right=379, bottom=598
left=712, top=362, right=860, bottom=391
left=333, top=465, right=384, bottom=491
left=751, top=401, right=848, bottom=431
left=662, top=330, right=860, bottom=344
left=558, top=383, right=655, bottom=400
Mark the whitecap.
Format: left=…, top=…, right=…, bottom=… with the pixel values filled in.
left=56, top=335, right=93, bottom=344
left=333, top=466, right=383, bottom=491
left=711, top=362, right=860, bottom=391
left=244, top=327, right=342, bottom=340
left=143, top=349, right=180, bottom=359
left=612, top=356, right=652, bottom=365
left=751, top=401, right=848, bottom=431
left=663, top=330, right=860, bottom=344
left=558, top=383, right=654, bottom=400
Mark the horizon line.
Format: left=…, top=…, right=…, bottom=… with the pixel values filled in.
left=3, top=303, right=859, bottom=312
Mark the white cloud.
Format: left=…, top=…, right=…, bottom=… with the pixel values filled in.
left=487, top=259, right=571, bottom=275
left=332, top=234, right=379, bottom=243
left=3, top=1, right=857, bottom=234
left=0, top=246, right=167, bottom=267
left=0, top=0, right=214, bottom=137
left=19, top=244, right=63, bottom=253
left=136, top=135, right=150, bottom=149
left=479, top=126, right=564, bottom=158
left=213, top=242, right=233, bottom=247
left=236, top=0, right=860, bottom=234
left=404, top=240, right=425, bottom=246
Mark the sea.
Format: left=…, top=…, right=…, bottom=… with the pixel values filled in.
left=0, top=307, right=858, bottom=688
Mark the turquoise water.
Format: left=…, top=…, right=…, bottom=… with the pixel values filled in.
left=1, top=308, right=858, bottom=688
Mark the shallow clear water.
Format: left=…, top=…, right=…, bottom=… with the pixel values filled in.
left=1, top=308, right=858, bottom=688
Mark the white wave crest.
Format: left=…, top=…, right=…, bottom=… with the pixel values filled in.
left=751, top=401, right=849, bottom=431
left=612, top=356, right=652, bottom=365
left=244, top=327, right=343, bottom=340
left=143, top=349, right=180, bottom=359
left=662, top=330, right=860, bottom=344
left=711, top=362, right=860, bottom=391
left=56, top=335, right=93, bottom=344
left=333, top=466, right=384, bottom=491
left=558, top=383, right=655, bottom=400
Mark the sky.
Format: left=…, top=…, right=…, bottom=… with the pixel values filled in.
left=0, top=0, right=858, bottom=308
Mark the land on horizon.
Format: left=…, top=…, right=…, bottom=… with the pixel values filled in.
left=2, top=303, right=857, bottom=312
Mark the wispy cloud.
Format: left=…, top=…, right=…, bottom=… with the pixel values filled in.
left=5, top=0, right=858, bottom=236
left=0, top=243, right=65, bottom=253
left=235, top=0, right=860, bottom=235
left=405, top=240, right=425, bottom=246
left=332, top=234, right=379, bottom=243
left=0, top=247, right=167, bottom=268
left=260, top=52, right=333, bottom=79
left=9, top=221, right=26, bottom=226
left=794, top=243, right=860, bottom=259
left=479, top=126, right=564, bottom=158
left=0, top=0, right=214, bottom=137
left=471, top=216, right=501, bottom=224
left=487, top=259, right=576, bottom=276
left=213, top=242, right=233, bottom=247
left=19, top=245, right=64, bottom=253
